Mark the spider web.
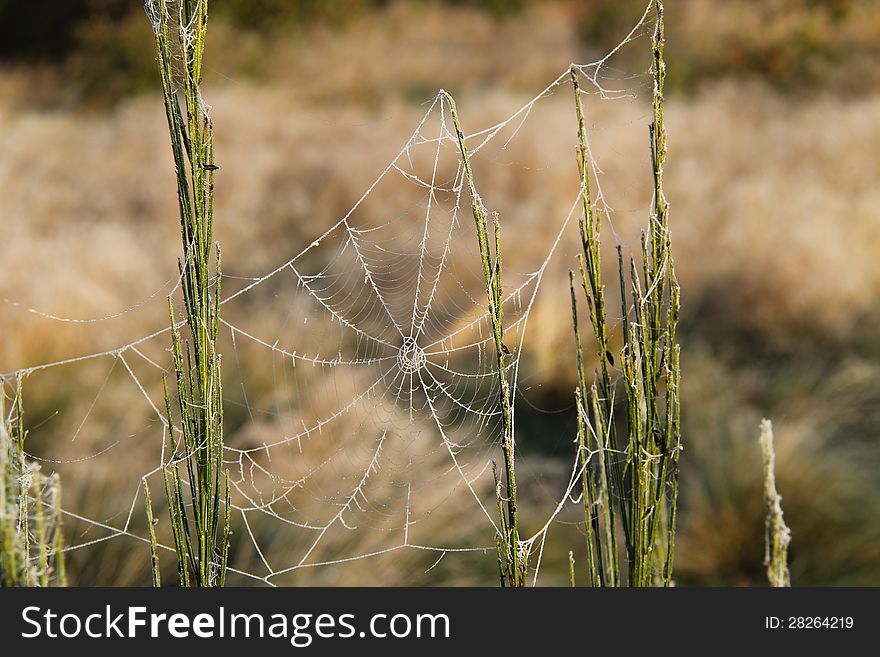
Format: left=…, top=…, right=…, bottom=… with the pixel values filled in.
left=0, top=5, right=656, bottom=586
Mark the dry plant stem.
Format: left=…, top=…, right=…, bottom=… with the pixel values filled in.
left=444, top=90, right=524, bottom=587
left=568, top=0, right=680, bottom=587
left=760, top=419, right=791, bottom=587
left=146, top=0, right=229, bottom=587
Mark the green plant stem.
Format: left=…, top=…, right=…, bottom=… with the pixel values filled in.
left=568, top=0, right=679, bottom=587
left=1, top=379, right=65, bottom=587
left=144, top=480, right=162, bottom=587
left=148, top=0, right=229, bottom=587
left=444, top=90, right=524, bottom=587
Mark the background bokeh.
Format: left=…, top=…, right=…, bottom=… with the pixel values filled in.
left=1, top=0, right=878, bottom=585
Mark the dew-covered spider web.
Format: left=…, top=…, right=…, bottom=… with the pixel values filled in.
left=1, top=4, right=659, bottom=586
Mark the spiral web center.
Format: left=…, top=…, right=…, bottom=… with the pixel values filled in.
left=397, top=337, right=426, bottom=375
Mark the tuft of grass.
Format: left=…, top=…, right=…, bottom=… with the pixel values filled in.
left=569, top=0, right=682, bottom=587
left=0, top=379, right=66, bottom=587
left=145, top=0, right=230, bottom=587
left=760, top=419, right=791, bottom=587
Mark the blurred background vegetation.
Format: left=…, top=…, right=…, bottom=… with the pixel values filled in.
left=2, top=0, right=879, bottom=106
left=1, top=0, right=878, bottom=586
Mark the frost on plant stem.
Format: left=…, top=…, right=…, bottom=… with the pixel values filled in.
left=0, top=381, right=66, bottom=587
left=760, top=419, right=791, bottom=588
